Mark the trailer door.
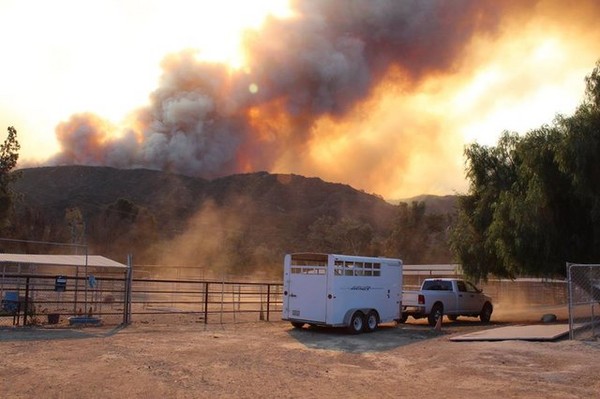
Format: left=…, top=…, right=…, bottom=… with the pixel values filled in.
left=286, top=265, right=328, bottom=323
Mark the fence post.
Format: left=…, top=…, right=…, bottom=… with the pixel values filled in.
left=266, top=284, right=271, bottom=321
left=590, top=266, right=596, bottom=339
left=204, top=282, right=209, bottom=324
left=122, top=255, right=133, bottom=325
left=566, top=262, right=573, bottom=340
left=23, top=277, right=30, bottom=326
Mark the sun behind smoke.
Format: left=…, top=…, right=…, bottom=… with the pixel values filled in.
left=47, top=0, right=600, bottom=199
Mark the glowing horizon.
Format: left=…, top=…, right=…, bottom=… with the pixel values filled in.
left=2, top=1, right=600, bottom=199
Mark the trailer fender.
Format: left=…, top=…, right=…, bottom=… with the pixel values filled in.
left=343, top=308, right=373, bottom=326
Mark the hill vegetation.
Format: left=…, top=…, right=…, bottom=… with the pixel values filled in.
left=3, top=166, right=456, bottom=277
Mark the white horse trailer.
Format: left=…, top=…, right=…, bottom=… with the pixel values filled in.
left=282, top=253, right=403, bottom=333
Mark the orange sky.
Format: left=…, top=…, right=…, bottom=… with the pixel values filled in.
left=2, top=1, right=600, bottom=199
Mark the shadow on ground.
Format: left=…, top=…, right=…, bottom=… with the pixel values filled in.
left=0, top=324, right=127, bottom=342
left=285, top=322, right=446, bottom=353
left=284, top=317, right=528, bottom=353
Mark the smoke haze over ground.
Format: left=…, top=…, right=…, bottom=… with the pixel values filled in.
left=47, top=0, right=600, bottom=198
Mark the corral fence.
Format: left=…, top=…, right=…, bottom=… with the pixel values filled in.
left=0, top=272, right=284, bottom=327
left=130, top=278, right=283, bottom=324
left=566, top=263, right=600, bottom=340
left=0, top=274, right=128, bottom=327
left=1, top=262, right=575, bottom=330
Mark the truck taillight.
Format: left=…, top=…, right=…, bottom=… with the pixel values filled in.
left=418, top=294, right=425, bottom=305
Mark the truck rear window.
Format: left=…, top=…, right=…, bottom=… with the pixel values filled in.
left=422, top=280, right=452, bottom=291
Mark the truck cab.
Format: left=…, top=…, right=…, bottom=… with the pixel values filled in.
left=402, top=278, right=493, bottom=326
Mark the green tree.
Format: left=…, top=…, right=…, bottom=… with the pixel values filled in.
left=452, top=61, right=600, bottom=280
left=0, top=126, right=20, bottom=228
left=384, top=201, right=452, bottom=264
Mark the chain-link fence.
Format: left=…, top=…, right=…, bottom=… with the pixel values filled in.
left=567, top=263, right=600, bottom=340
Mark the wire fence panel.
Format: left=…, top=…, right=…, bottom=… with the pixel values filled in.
left=0, top=274, right=128, bottom=327
left=567, top=263, right=600, bottom=341
left=128, top=279, right=283, bottom=324
left=0, top=273, right=284, bottom=327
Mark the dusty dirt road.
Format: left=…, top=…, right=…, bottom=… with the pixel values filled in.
left=0, top=316, right=599, bottom=399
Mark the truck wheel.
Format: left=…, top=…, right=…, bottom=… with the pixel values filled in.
left=365, top=311, right=379, bottom=333
left=428, top=303, right=443, bottom=327
left=397, top=313, right=408, bottom=324
left=291, top=322, right=305, bottom=329
left=480, top=302, right=493, bottom=323
left=448, top=315, right=458, bottom=321
left=347, top=311, right=365, bottom=334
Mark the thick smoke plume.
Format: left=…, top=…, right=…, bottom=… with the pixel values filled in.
left=51, top=1, right=521, bottom=194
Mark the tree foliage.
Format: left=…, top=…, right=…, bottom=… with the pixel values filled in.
left=383, top=201, right=453, bottom=264
left=308, top=216, right=374, bottom=255
left=452, top=61, right=600, bottom=280
left=88, top=198, right=159, bottom=262
left=0, top=126, right=20, bottom=228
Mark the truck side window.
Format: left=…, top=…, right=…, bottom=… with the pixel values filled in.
left=466, top=282, right=480, bottom=293
left=457, top=281, right=467, bottom=292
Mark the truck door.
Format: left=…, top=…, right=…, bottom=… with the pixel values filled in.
left=464, top=281, right=486, bottom=313
left=457, top=280, right=485, bottom=313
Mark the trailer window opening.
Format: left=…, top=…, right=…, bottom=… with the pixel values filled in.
left=291, top=266, right=326, bottom=275
left=333, top=260, right=381, bottom=277
left=290, top=254, right=328, bottom=275
left=291, top=259, right=327, bottom=267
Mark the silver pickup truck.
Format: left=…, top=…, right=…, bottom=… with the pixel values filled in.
left=401, top=278, right=493, bottom=326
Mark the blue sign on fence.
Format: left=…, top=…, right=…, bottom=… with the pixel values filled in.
left=55, top=276, right=67, bottom=292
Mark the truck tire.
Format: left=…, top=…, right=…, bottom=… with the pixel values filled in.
left=347, top=311, right=365, bottom=334
left=480, top=302, right=493, bottom=323
left=428, top=303, right=443, bottom=327
left=396, top=313, right=408, bottom=324
left=365, top=310, right=379, bottom=333
left=291, top=322, right=305, bottom=329
left=448, top=315, right=458, bottom=321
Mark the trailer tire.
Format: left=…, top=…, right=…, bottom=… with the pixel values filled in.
left=428, top=303, right=443, bottom=327
left=364, top=310, right=379, bottom=333
left=291, top=322, right=305, bottom=329
left=347, top=311, right=365, bottom=334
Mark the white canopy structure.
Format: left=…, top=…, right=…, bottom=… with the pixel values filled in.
left=0, top=254, right=127, bottom=269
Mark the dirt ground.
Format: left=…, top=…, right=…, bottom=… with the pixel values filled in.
left=1, top=308, right=599, bottom=399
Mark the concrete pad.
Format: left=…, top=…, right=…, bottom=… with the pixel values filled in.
left=450, top=324, right=570, bottom=342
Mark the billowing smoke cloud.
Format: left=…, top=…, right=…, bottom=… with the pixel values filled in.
left=50, top=0, right=562, bottom=196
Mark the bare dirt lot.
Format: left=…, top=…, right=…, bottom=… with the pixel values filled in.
left=1, top=311, right=599, bottom=399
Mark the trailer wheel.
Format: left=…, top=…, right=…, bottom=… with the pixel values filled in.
left=480, top=302, right=493, bottom=323
left=291, top=322, right=305, bottom=329
left=364, top=311, right=379, bottom=333
left=347, top=311, right=365, bottom=334
left=428, top=303, right=443, bottom=327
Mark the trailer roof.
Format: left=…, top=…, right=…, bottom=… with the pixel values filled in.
left=290, top=253, right=328, bottom=262
left=289, top=253, right=402, bottom=263
left=0, top=254, right=127, bottom=269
